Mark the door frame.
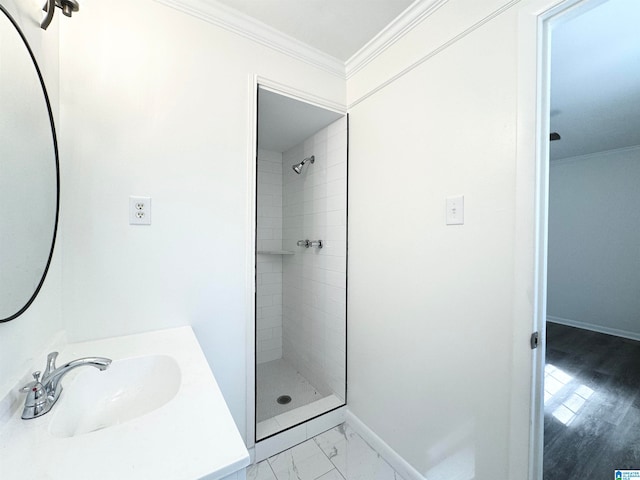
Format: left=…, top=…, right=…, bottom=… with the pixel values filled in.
left=245, top=74, right=347, bottom=455
left=514, top=0, right=609, bottom=477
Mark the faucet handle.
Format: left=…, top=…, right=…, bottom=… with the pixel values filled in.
left=19, top=371, right=42, bottom=393
left=19, top=370, right=51, bottom=419
left=44, top=351, right=59, bottom=378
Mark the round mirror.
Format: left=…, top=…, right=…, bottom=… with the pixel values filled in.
left=0, top=6, right=59, bottom=322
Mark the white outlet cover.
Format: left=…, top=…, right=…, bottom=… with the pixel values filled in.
left=129, top=196, right=151, bottom=225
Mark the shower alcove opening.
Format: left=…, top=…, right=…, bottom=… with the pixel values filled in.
left=255, top=86, right=348, bottom=443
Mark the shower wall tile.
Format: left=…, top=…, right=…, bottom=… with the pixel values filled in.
left=282, top=117, right=347, bottom=399
left=259, top=315, right=283, bottom=330
left=259, top=272, right=281, bottom=286
left=262, top=304, right=283, bottom=319
left=257, top=149, right=284, bottom=364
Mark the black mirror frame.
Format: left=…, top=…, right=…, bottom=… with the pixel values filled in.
left=0, top=4, right=60, bottom=323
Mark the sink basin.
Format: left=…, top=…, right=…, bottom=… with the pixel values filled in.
left=1, top=327, right=249, bottom=480
left=49, top=355, right=181, bottom=438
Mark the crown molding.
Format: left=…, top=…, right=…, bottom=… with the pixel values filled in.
left=551, top=143, right=640, bottom=164
left=345, top=0, right=449, bottom=79
left=154, top=0, right=450, bottom=83
left=154, top=0, right=346, bottom=78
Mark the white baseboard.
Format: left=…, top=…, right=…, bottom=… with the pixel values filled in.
left=547, top=315, right=640, bottom=342
left=345, top=410, right=425, bottom=480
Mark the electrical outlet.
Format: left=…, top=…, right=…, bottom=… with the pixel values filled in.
left=129, top=196, right=151, bottom=225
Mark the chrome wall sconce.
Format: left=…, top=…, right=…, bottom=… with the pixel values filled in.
left=41, top=0, right=79, bottom=30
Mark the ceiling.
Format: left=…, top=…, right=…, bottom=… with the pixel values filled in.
left=258, top=89, right=343, bottom=152
left=208, top=0, right=639, bottom=160
left=213, top=0, right=414, bottom=61
left=550, top=0, right=640, bottom=160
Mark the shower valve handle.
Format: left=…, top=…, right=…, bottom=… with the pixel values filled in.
left=296, top=239, right=322, bottom=248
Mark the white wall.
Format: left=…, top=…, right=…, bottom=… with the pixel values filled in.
left=256, top=149, right=284, bottom=363
left=1, top=1, right=546, bottom=475
left=0, top=0, right=63, bottom=414
left=282, top=117, right=347, bottom=399
left=57, top=0, right=345, bottom=438
left=548, top=146, right=640, bottom=338
left=347, top=1, right=529, bottom=478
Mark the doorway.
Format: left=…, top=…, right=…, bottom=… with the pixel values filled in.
left=538, top=0, right=640, bottom=477
left=254, top=85, right=348, bottom=445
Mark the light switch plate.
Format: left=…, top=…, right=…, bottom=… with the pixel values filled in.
left=129, top=196, right=151, bottom=225
left=446, top=195, right=464, bottom=225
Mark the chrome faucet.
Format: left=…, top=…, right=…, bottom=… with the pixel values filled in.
left=20, top=351, right=111, bottom=420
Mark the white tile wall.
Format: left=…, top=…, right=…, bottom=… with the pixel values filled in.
left=282, top=117, right=348, bottom=399
left=257, top=149, right=284, bottom=364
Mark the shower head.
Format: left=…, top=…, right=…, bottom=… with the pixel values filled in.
left=292, top=156, right=315, bottom=174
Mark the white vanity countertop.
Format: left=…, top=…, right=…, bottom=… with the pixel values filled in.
left=0, top=326, right=249, bottom=480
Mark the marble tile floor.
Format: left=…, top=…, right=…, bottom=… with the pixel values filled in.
left=248, top=423, right=405, bottom=480
left=544, top=322, right=640, bottom=479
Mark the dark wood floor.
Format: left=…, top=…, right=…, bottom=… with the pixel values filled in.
left=544, top=322, right=640, bottom=479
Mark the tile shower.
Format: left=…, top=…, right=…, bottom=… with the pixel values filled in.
left=256, top=112, right=347, bottom=441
